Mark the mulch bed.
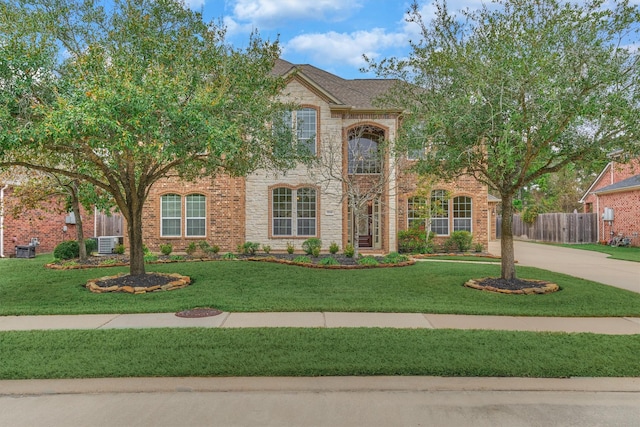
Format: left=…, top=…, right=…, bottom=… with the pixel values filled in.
left=465, top=277, right=560, bottom=295
left=95, top=273, right=175, bottom=289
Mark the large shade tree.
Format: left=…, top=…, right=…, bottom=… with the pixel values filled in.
left=368, top=0, right=640, bottom=280
left=1, top=0, right=299, bottom=276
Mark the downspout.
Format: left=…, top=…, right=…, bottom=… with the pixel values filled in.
left=0, top=185, right=8, bottom=258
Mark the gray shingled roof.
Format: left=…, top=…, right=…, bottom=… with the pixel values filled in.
left=274, top=59, right=397, bottom=110
left=594, top=174, right=640, bottom=194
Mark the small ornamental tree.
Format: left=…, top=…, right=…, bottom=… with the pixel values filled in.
left=368, top=0, right=640, bottom=280
left=0, top=0, right=302, bottom=276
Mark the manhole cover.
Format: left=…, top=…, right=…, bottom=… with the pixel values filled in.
left=175, top=308, right=223, bottom=318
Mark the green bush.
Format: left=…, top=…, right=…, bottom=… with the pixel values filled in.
left=53, top=241, right=80, bottom=260
left=522, top=206, right=540, bottom=224
left=319, top=257, right=340, bottom=266
left=169, top=255, right=185, bottom=261
left=198, top=241, right=210, bottom=251
left=382, top=252, right=409, bottom=264
left=222, top=252, right=237, bottom=260
left=344, top=244, right=355, bottom=258
left=261, top=244, right=271, bottom=254
left=54, top=240, right=99, bottom=260
left=311, top=246, right=321, bottom=257
left=398, top=227, right=434, bottom=254
left=186, top=242, right=197, bottom=256
left=474, top=242, right=484, bottom=253
left=143, top=244, right=151, bottom=255
left=441, top=238, right=456, bottom=253
left=329, top=242, right=339, bottom=254
left=144, top=254, right=159, bottom=263
left=159, top=244, right=173, bottom=256
left=293, top=255, right=312, bottom=264
left=85, top=239, right=97, bottom=254
left=302, top=238, right=322, bottom=255
left=451, top=230, right=473, bottom=252
left=286, top=242, right=295, bottom=254
left=238, top=241, right=260, bottom=255
left=358, top=256, right=379, bottom=266
left=207, top=245, right=220, bottom=255
left=113, top=244, right=125, bottom=255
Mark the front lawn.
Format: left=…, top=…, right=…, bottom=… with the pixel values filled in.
left=553, top=243, right=640, bottom=262
left=1, top=328, right=638, bottom=379
left=1, top=254, right=639, bottom=317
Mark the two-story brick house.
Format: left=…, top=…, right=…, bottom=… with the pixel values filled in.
left=140, top=60, right=491, bottom=254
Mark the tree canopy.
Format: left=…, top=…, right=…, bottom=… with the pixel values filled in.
left=368, top=0, right=640, bottom=279
left=1, top=0, right=299, bottom=275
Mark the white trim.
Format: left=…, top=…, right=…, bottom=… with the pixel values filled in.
left=579, top=162, right=612, bottom=203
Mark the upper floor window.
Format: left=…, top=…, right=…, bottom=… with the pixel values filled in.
left=271, top=186, right=317, bottom=237
left=453, top=196, right=472, bottom=232
left=348, top=127, right=383, bottom=174
left=276, top=108, right=317, bottom=157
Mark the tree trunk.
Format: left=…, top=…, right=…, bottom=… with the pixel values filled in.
left=126, top=202, right=146, bottom=276
left=500, top=192, right=517, bottom=280
left=69, top=182, right=87, bottom=261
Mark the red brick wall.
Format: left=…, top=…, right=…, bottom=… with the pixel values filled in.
left=582, top=158, right=640, bottom=246
left=140, top=173, right=246, bottom=253
left=396, top=171, right=490, bottom=249
left=1, top=186, right=95, bottom=255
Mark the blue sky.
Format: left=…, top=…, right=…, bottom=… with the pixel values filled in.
left=182, top=0, right=638, bottom=80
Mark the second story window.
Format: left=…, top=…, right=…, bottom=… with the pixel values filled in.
left=276, top=108, right=317, bottom=157
left=348, top=127, right=383, bottom=174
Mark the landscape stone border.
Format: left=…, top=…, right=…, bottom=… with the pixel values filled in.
left=464, top=278, right=559, bottom=295
left=246, top=257, right=415, bottom=269
left=85, top=272, right=191, bottom=294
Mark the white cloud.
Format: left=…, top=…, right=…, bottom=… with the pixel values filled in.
left=232, top=0, right=362, bottom=26
left=284, top=28, right=407, bottom=68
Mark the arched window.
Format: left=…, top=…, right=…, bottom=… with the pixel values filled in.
left=186, top=194, right=206, bottom=237
left=348, top=127, right=383, bottom=174
left=430, top=190, right=449, bottom=235
left=453, top=196, right=472, bottom=232
left=161, top=194, right=181, bottom=237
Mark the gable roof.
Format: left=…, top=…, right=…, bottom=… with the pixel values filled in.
left=593, top=174, right=640, bottom=195
left=274, top=59, right=399, bottom=112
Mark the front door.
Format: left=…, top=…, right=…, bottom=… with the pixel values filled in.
left=348, top=198, right=380, bottom=249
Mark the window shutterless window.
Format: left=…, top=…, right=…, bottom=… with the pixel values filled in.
left=186, top=194, right=206, bottom=237
left=275, top=108, right=317, bottom=157
left=348, top=135, right=382, bottom=174
left=272, top=187, right=293, bottom=236
left=272, top=187, right=317, bottom=237
left=161, top=194, right=182, bottom=237
left=407, top=196, right=427, bottom=228
left=453, top=196, right=472, bottom=232
left=430, top=190, right=449, bottom=235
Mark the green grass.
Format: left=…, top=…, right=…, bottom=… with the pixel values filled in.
left=552, top=243, right=640, bottom=262
left=1, top=254, right=639, bottom=317
left=423, top=256, right=501, bottom=262
left=0, top=328, right=638, bottom=379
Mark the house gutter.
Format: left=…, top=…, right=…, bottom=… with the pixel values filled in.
left=0, top=184, right=8, bottom=258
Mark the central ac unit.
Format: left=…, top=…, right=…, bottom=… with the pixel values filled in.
left=97, top=236, right=124, bottom=254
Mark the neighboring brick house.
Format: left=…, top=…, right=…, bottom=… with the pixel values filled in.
left=141, top=60, right=492, bottom=254
left=580, top=155, right=640, bottom=246
left=0, top=183, right=95, bottom=257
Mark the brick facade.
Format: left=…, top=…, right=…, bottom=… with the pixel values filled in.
left=581, top=158, right=640, bottom=246
left=141, top=173, right=246, bottom=253
left=1, top=186, right=95, bottom=256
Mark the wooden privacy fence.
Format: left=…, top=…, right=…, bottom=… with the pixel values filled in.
left=95, top=211, right=124, bottom=237
left=496, top=213, right=598, bottom=244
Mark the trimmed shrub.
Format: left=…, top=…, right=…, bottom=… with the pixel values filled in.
left=262, top=244, right=271, bottom=254
left=160, top=244, right=173, bottom=256
left=53, top=241, right=80, bottom=260
left=329, top=242, right=339, bottom=254
left=451, top=230, right=473, bottom=252
left=186, top=242, right=197, bottom=256
left=222, top=252, right=237, bottom=260
left=238, top=241, right=260, bottom=255
left=286, top=242, right=295, bottom=254
left=344, top=244, right=355, bottom=258
left=302, top=238, right=322, bottom=255
left=398, top=227, right=434, bottom=254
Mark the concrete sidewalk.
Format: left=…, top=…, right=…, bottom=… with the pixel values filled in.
left=1, top=311, right=638, bottom=334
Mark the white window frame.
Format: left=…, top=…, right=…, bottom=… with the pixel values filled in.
left=271, top=186, right=317, bottom=237
left=185, top=194, right=206, bottom=237
left=430, top=190, right=450, bottom=236
left=453, top=196, right=473, bottom=232
left=161, top=194, right=182, bottom=237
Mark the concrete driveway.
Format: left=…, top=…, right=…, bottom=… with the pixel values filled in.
left=489, top=240, right=640, bottom=293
